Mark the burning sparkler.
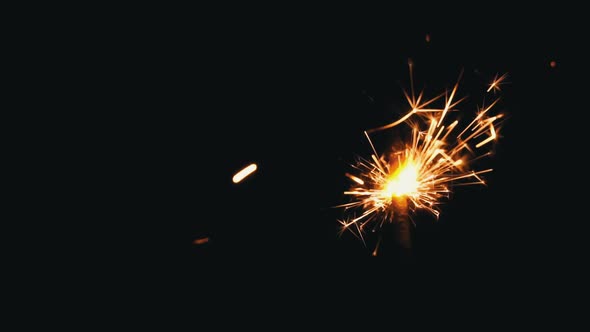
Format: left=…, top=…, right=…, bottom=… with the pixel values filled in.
left=337, top=63, right=505, bottom=256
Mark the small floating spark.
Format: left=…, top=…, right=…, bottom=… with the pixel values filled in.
left=232, top=163, right=258, bottom=184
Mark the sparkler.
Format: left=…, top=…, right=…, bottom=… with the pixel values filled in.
left=337, top=63, right=505, bottom=256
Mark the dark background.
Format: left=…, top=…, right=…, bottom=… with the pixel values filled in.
left=14, top=6, right=582, bottom=324
left=140, top=11, right=579, bottom=280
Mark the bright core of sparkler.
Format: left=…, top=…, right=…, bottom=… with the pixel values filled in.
left=338, top=67, right=505, bottom=240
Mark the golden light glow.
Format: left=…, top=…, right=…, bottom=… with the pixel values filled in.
left=337, top=65, right=505, bottom=239
left=232, top=163, right=258, bottom=183
left=345, top=173, right=365, bottom=185
left=384, top=161, right=419, bottom=197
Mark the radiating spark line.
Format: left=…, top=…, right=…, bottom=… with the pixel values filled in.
left=458, top=99, right=501, bottom=139
left=337, top=65, right=505, bottom=241
left=232, top=163, right=258, bottom=183
left=487, top=73, right=509, bottom=93
left=475, top=124, right=496, bottom=148
left=372, top=236, right=382, bottom=256
left=439, top=71, right=464, bottom=127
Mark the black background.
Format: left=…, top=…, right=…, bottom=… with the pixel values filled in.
left=14, top=5, right=585, bottom=325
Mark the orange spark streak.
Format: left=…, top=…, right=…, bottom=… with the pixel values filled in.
left=232, top=163, right=258, bottom=183
left=193, top=237, right=210, bottom=245
left=487, top=73, right=509, bottom=93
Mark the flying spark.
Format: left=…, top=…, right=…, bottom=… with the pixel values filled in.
left=487, top=72, right=509, bottom=93
left=193, top=237, right=210, bottom=245
left=337, top=66, right=505, bottom=244
left=232, top=163, right=258, bottom=183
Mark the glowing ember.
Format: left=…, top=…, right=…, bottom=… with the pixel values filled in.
left=193, top=237, right=210, bottom=245
left=232, top=163, right=258, bottom=183
left=487, top=73, right=509, bottom=93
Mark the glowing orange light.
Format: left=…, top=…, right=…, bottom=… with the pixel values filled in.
left=337, top=65, right=505, bottom=241
left=193, top=237, right=210, bottom=245
left=232, top=163, right=258, bottom=183
left=487, top=73, right=509, bottom=93
left=345, top=173, right=365, bottom=185
left=384, top=161, right=419, bottom=197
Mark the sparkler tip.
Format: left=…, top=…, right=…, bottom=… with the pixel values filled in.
left=193, top=237, right=210, bottom=245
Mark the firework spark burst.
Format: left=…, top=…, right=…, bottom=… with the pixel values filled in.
left=337, top=65, right=506, bottom=244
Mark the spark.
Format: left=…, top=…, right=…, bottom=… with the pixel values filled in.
left=337, top=65, right=505, bottom=240
left=487, top=72, right=509, bottom=93
left=193, top=237, right=210, bottom=245
left=232, top=163, right=258, bottom=183
left=345, top=173, right=365, bottom=185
